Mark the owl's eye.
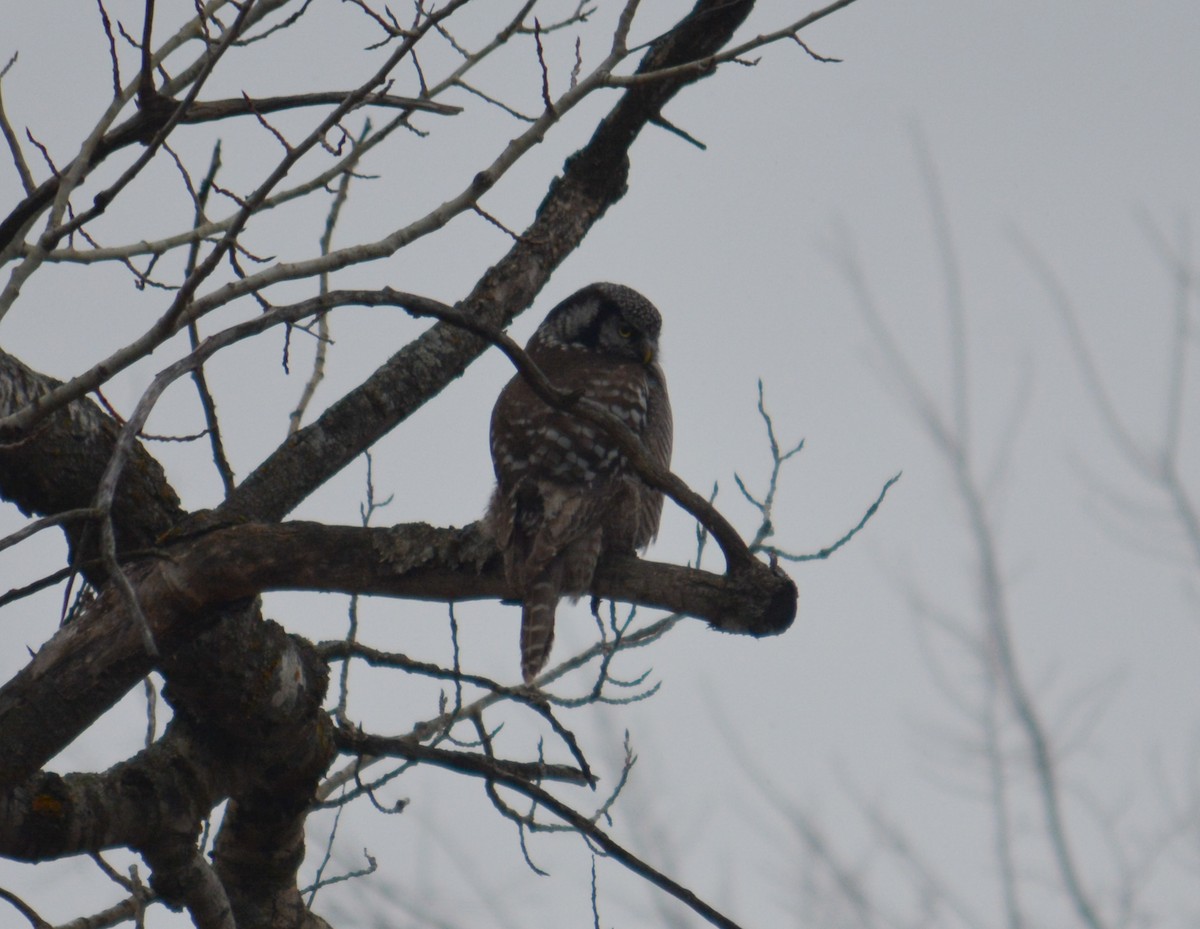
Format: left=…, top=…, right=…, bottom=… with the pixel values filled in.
left=617, top=325, right=634, bottom=339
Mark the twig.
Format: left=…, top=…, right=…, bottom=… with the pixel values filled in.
left=844, top=186, right=1108, bottom=929
left=790, top=35, right=842, bottom=63
left=335, top=726, right=591, bottom=786
left=334, top=450, right=392, bottom=724
left=319, top=638, right=594, bottom=783
left=451, top=79, right=537, bottom=121
left=0, top=55, right=35, bottom=195
left=138, top=0, right=157, bottom=101
left=774, top=472, right=901, bottom=563
left=305, top=786, right=347, bottom=906
left=89, top=289, right=424, bottom=523
left=913, top=125, right=971, bottom=460
left=1011, top=231, right=1147, bottom=471
left=234, top=0, right=316, bottom=46
left=50, top=1, right=256, bottom=249
left=95, top=0, right=122, bottom=98
left=99, top=517, right=159, bottom=659
left=344, top=0, right=407, bottom=39
left=607, top=0, right=858, bottom=87
left=344, top=722, right=751, bottom=929
left=302, top=846, right=377, bottom=901
left=242, top=91, right=294, bottom=153
left=316, top=614, right=680, bottom=801
left=184, top=142, right=236, bottom=496
left=0, top=886, right=50, bottom=929
left=0, top=508, right=100, bottom=555
left=290, top=123, right=371, bottom=435
left=471, top=202, right=522, bottom=241
left=533, top=19, right=555, bottom=114
left=649, top=114, right=706, bottom=149
left=0, top=564, right=81, bottom=610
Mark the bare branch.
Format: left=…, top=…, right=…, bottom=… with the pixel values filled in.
left=847, top=178, right=1110, bottom=929
left=1017, top=225, right=1200, bottom=573
left=0, top=508, right=100, bottom=555
left=289, top=124, right=372, bottom=435
left=452, top=79, right=537, bottom=121
left=913, top=125, right=970, bottom=457
left=94, top=0, right=122, bottom=99
left=340, top=725, right=753, bottom=929
left=0, top=55, right=35, bottom=195
left=1012, top=231, right=1148, bottom=470
left=533, top=19, right=555, bottom=114
left=791, top=34, right=842, bottom=63
left=138, top=0, right=157, bottom=101
left=334, top=725, right=590, bottom=786
left=222, top=3, right=765, bottom=526
left=0, top=8, right=599, bottom=433
left=0, top=886, right=50, bottom=929
left=0, top=2, right=871, bottom=921
left=184, top=143, right=236, bottom=496
left=774, top=471, right=901, bottom=563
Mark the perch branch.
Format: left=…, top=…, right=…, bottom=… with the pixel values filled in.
left=0, top=519, right=793, bottom=790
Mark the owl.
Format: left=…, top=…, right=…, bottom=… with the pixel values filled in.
left=485, top=282, right=674, bottom=683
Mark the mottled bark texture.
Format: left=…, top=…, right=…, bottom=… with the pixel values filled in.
left=0, top=3, right=792, bottom=927
left=0, top=348, right=183, bottom=568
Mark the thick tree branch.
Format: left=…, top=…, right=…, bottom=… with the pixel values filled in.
left=0, top=518, right=792, bottom=791
left=169, top=520, right=794, bottom=633
left=0, top=718, right=235, bottom=864
left=0, top=609, right=334, bottom=925
left=0, top=348, right=183, bottom=569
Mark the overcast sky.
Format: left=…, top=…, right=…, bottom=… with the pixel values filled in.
left=2, top=1, right=1199, bottom=926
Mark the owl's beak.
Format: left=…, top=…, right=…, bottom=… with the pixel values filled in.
left=642, top=343, right=656, bottom=364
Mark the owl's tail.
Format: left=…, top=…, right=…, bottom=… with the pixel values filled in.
left=521, top=576, right=560, bottom=683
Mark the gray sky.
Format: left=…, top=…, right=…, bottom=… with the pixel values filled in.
left=2, top=0, right=1198, bottom=925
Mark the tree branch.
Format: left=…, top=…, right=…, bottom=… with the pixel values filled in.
left=0, top=347, right=183, bottom=570
left=339, top=725, right=751, bottom=929
left=0, top=518, right=792, bottom=791
left=333, top=727, right=591, bottom=786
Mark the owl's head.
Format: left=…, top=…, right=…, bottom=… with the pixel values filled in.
left=529, top=282, right=662, bottom=364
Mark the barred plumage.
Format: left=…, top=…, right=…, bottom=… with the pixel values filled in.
left=485, top=283, right=674, bottom=682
